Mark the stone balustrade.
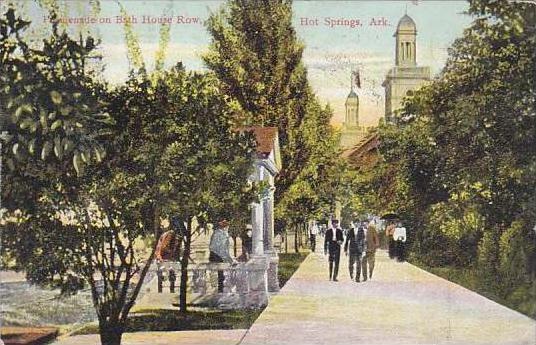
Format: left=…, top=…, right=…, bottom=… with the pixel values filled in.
left=149, top=256, right=269, bottom=309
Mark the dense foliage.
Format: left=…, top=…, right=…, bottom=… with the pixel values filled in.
left=363, top=0, right=536, bottom=317
left=1, top=7, right=255, bottom=345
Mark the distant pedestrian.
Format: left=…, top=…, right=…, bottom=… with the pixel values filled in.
left=310, top=221, right=319, bottom=252
left=209, top=219, right=236, bottom=293
left=324, top=219, right=344, bottom=281
left=394, top=223, right=407, bottom=262
left=365, top=223, right=380, bottom=279
left=344, top=222, right=366, bottom=282
left=386, top=222, right=396, bottom=259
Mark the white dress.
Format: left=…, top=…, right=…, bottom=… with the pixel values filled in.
left=393, top=227, right=407, bottom=242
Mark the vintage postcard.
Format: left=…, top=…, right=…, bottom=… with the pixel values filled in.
left=1, top=1, right=535, bottom=345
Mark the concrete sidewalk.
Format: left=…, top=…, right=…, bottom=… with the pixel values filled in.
left=239, top=250, right=535, bottom=345
left=54, top=249, right=535, bottom=345
left=54, top=330, right=246, bottom=345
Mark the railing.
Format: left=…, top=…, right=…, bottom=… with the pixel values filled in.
left=150, top=262, right=249, bottom=295
left=148, top=259, right=269, bottom=309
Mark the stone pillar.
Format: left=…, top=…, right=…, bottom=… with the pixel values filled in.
left=244, top=255, right=269, bottom=308
left=262, top=188, right=275, bottom=253
left=263, top=187, right=279, bottom=292
left=251, top=202, right=264, bottom=256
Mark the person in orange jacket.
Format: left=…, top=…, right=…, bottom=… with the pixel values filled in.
left=155, top=229, right=179, bottom=262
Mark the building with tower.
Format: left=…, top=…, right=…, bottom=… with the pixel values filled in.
left=382, top=14, right=431, bottom=123
left=339, top=75, right=368, bottom=149
left=345, top=88, right=359, bottom=126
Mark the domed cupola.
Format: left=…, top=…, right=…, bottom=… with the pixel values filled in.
left=396, top=14, right=416, bottom=33
left=394, top=14, right=417, bottom=67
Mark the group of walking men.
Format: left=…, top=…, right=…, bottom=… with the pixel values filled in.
left=322, top=219, right=380, bottom=282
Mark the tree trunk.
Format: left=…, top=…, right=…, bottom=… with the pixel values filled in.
left=299, top=223, right=302, bottom=249
left=297, top=224, right=301, bottom=249
left=99, top=321, right=124, bottom=345
left=179, top=218, right=192, bottom=313
left=284, top=230, right=288, bottom=253
left=302, top=223, right=306, bottom=249
left=232, top=236, right=237, bottom=257
left=303, top=223, right=308, bottom=249
left=294, top=225, right=299, bottom=253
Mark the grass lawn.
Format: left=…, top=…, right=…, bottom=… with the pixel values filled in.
left=278, top=251, right=310, bottom=287
left=72, top=309, right=261, bottom=335
left=72, top=250, right=309, bottom=335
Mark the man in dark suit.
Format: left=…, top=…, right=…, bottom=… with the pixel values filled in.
left=344, top=222, right=366, bottom=282
left=324, top=219, right=344, bottom=281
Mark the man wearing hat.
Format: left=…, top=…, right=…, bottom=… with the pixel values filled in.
left=344, top=221, right=366, bottom=282
left=310, top=220, right=319, bottom=252
left=324, top=219, right=344, bottom=281
left=239, top=224, right=253, bottom=262
left=209, top=219, right=235, bottom=293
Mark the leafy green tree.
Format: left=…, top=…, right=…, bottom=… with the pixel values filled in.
left=1, top=8, right=110, bottom=209
left=203, top=0, right=303, bottom=127
left=205, top=2, right=321, bottom=193
left=204, top=1, right=344, bottom=241
left=1, top=9, right=256, bottom=345
left=108, top=65, right=256, bottom=314
left=0, top=7, right=112, bottom=292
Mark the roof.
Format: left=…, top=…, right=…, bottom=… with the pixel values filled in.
left=341, top=132, right=380, bottom=159
left=347, top=90, right=358, bottom=99
left=396, top=14, right=416, bottom=32
left=240, top=127, right=278, bottom=155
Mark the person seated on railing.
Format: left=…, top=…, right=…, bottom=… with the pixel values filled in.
left=209, top=219, right=237, bottom=293
left=155, top=229, right=178, bottom=262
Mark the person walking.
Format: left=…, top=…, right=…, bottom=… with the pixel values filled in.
left=386, top=222, right=396, bottom=259
left=393, top=222, right=407, bottom=262
left=357, top=223, right=368, bottom=282
left=344, top=222, right=366, bottom=282
left=324, top=219, right=344, bottom=281
left=310, top=221, right=319, bottom=252
left=365, top=222, right=380, bottom=279
left=209, top=219, right=236, bottom=293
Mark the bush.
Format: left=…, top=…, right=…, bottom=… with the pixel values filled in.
left=417, top=203, right=484, bottom=267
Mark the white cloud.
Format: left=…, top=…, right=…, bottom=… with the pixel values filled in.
left=98, top=41, right=208, bottom=83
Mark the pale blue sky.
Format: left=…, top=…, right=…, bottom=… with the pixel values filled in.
left=15, top=0, right=472, bottom=124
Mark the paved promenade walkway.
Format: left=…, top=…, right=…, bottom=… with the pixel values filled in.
left=54, top=330, right=246, bottom=345
left=54, top=249, right=535, bottom=345
left=240, top=249, right=536, bottom=345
